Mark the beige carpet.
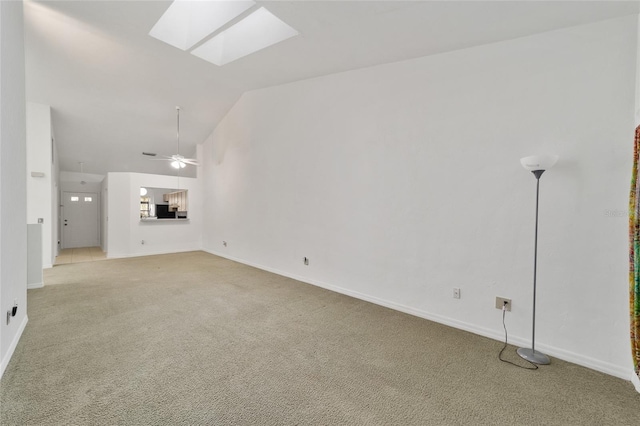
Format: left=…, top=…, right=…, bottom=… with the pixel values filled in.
left=1, top=251, right=638, bottom=425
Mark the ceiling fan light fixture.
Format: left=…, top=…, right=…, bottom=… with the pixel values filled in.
left=171, top=160, right=186, bottom=169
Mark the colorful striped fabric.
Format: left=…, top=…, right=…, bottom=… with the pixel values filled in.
left=630, top=125, right=640, bottom=379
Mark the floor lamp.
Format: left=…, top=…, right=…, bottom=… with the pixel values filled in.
left=517, top=154, right=558, bottom=365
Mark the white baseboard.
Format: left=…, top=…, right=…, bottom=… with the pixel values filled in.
left=203, top=249, right=633, bottom=382
left=0, top=315, right=28, bottom=379
left=27, top=282, right=44, bottom=289
left=632, top=372, right=640, bottom=393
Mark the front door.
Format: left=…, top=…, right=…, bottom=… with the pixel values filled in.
left=62, top=192, right=99, bottom=249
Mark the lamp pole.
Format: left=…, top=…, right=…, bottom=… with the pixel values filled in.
left=517, top=168, right=551, bottom=365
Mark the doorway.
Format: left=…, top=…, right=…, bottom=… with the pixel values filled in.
left=61, top=191, right=99, bottom=249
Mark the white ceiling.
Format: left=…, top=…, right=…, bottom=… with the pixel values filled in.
left=24, top=0, right=640, bottom=177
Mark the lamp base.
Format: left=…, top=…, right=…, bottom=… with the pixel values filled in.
left=517, top=347, right=550, bottom=365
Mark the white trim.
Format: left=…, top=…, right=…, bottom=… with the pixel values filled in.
left=204, top=249, right=633, bottom=381
left=629, top=13, right=640, bottom=393
left=0, top=315, right=28, bottom=379
left=632, top=371, right=640, bottom=393
left=27, top=282, right=43, bottom=289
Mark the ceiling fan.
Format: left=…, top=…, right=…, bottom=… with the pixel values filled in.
left=150, top=106, right=198, bottom=169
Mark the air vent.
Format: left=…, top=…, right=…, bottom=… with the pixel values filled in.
left=142, top=152, right=157, bottom=156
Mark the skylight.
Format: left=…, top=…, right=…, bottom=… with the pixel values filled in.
left=149, top=0, right=256, bottom=51
left=191, top=7, right=299, bottom=66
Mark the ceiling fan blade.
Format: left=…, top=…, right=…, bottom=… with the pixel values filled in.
left=148, top=107, right=198, bottom=167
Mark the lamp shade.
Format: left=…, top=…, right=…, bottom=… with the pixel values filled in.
left=520, top=155, right=558, bottom=172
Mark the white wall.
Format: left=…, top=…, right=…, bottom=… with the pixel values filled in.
left=59, top=171, right=104, bottom=191
left=26, top=102, right=54, bottom=269
left=0, top=0, right=27, bottom=378
left=51, top=126, right=59, bottom=259
left=101, top=175, right=108, bottom=253
left=202, top=16, right=638, bottom=380
left=107, top=172, right=202, bottom=258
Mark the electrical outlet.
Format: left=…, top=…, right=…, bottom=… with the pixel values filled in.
left=223, top=241, right=227, bottom=247
left=495, top=297, right=511, bottom=311
left=453, top=288, right=461, bottom=299
left=304, top=257, right=309, bottom=265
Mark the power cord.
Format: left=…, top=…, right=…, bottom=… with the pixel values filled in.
left=498, top=303, right=538, bottom=370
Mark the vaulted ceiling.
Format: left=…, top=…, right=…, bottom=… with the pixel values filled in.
left=24, top=0, right=640, bottom=177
